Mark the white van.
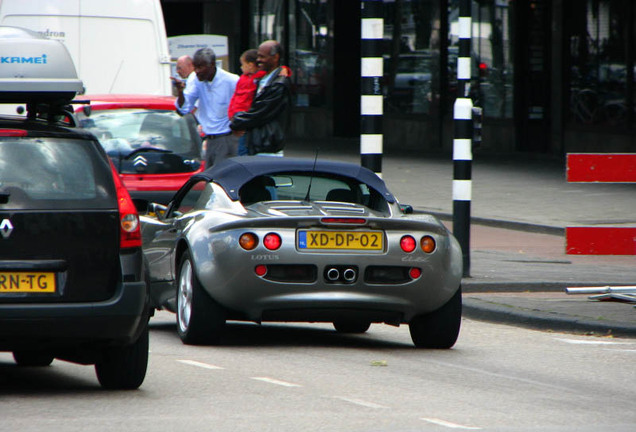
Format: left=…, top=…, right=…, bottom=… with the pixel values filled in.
left=0, top=0, right=172, bottom=95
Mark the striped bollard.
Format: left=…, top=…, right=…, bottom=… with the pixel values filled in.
left=453, top=0, right=473, bottom=277
left=360, top=0, right=383, bottom=177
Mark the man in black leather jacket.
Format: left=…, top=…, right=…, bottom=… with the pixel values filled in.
left=230, top=40, right=292, bottom=156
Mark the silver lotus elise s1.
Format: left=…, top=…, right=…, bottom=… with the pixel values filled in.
left=140, top=156, right=463, bottom=348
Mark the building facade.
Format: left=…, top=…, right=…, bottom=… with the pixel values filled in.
left=160, top=0, right=635, bottom=157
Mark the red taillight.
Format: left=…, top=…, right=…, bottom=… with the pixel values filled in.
left=255, top=265, right=267, bottom=276
left=0, top=129, right=28, bottom=137
left=409, top=267, right=422, bottom=279
left=263, top=233, right=281, bottom=250
left=239, top=233, right=258, bottom=250
left=110, top=161, right=141, bottom=248
left=400, top=235, right=416, bottom=253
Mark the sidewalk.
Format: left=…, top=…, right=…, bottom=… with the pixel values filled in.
left=287, top=138, right=636, bottom=338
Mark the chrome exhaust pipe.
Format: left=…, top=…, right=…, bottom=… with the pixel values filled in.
left=343, top=268, right=356, bottom=282
left=326, top=268, right=340, bottom=281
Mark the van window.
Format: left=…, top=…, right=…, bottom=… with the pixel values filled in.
left=0, top=138, right=115, bottom=209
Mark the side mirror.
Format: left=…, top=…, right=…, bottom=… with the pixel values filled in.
left=399, top=204, right=414, bottom=214
left=148, top=202, right=168, bottom=219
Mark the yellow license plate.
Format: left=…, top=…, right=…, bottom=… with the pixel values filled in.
left=0, top=272, right=56, bottom=293
left=298, top=230, right=383, bottom=250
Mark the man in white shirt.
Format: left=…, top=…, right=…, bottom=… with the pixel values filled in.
left=173, top=55, right=198, bottom=120
left=175, top=55, right=198, bottom=96
left=175, top=48, right=239, bottom=168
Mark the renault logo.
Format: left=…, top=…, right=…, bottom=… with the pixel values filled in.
left=0, top=218, right=13, bottom=239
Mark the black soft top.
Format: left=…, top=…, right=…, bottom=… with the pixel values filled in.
left=194, top=156, right=396, bottom=203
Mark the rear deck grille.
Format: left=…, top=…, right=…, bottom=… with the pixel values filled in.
left=364, top=266, right=412, bottom=284
left=263, top=264, right=317, bottom=283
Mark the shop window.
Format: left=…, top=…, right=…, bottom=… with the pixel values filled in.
left=567, top=0, right=634, bottom=129
left=291, top=0, right=329, bottom=107
left=250, top=0, right=330, bottom=109
left=252, top=0, right=287, bottom=43
left=447, top=0, right=514, bottom=119
left=384, top=0, right=441, bottom=115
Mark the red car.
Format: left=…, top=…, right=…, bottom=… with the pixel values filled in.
left=75, top=94, right=204, bottom=204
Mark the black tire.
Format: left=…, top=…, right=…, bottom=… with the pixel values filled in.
left=176, top=251, right=226, bottom=345
left=13, top=350, right=54, bottom=367
left=95, top=324, right=149, bottom=390
left=409, top=287, right=462, bottom=349
left=333, top=320, right=371, bottom=334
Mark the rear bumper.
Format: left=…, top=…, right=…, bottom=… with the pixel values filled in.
left=0, top=280, right=148, bottom=350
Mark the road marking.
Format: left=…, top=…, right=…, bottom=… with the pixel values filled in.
left=333, top=396, right=389, bottom=409
left=555, top=338, right=633, bottom=346
left=177, top=359, right=224, bottom=370
left=250, top=377, right=301, bottom=387
left=421, top=417, right=481, bottom=430
left=426, top=359, right=573, bottom=393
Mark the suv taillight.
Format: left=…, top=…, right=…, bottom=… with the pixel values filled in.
left=109, top=161, right=142, bottom=249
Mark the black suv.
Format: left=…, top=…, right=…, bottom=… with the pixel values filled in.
left=0, top=26, right=149, bottom=389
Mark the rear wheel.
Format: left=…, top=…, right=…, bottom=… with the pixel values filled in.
left=409, top=287, right=462, bottom=349
left=95, top=325, right=149, bottom=390
left=176, top=252, right=226, bottom=345
left=333, top=320, right=371, bottom=334
left=13, top=350, right=54, bottom=367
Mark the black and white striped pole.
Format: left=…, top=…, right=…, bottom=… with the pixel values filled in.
left=453, top=0, right=473, bottom=277
left=360, top=0, right=383, bottom=177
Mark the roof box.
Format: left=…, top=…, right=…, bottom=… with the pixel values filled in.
left=0, top=26, right=84, bottom=104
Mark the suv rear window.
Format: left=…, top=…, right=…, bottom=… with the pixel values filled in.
left=0, top=137, right=115, bottom=209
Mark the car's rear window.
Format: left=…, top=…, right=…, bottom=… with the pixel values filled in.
left=77, top=109, right=199, bottom=157
left=238, top=173, right=390, bottom=213
left=0, top=137, right=115, bottom=210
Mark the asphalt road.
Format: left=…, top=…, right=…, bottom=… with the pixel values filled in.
left=1, top=311, right=635, bottom=432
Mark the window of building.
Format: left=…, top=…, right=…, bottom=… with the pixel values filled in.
left=384, top=0, right=441, bottom=116
left=447, top=0, right=514, bottom=119
left=251, top=0, right=287, bottom=43
left=292, top=0, right=329, bottom=107
left=566, top=0, right=635, bottom=130
left=250, top=0, right=330, bottom=109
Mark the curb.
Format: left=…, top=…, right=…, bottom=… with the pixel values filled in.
left=462, top=297, right=636, bottom=338
left=416, top=210, right=564, bottom=236
left=462, top=281, right=636, bottom=293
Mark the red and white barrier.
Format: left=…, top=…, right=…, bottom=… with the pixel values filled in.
left=566, top=153, right=636, bottom=255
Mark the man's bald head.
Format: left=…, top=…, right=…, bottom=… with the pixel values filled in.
left=176, top=55, right=194, bottom=79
